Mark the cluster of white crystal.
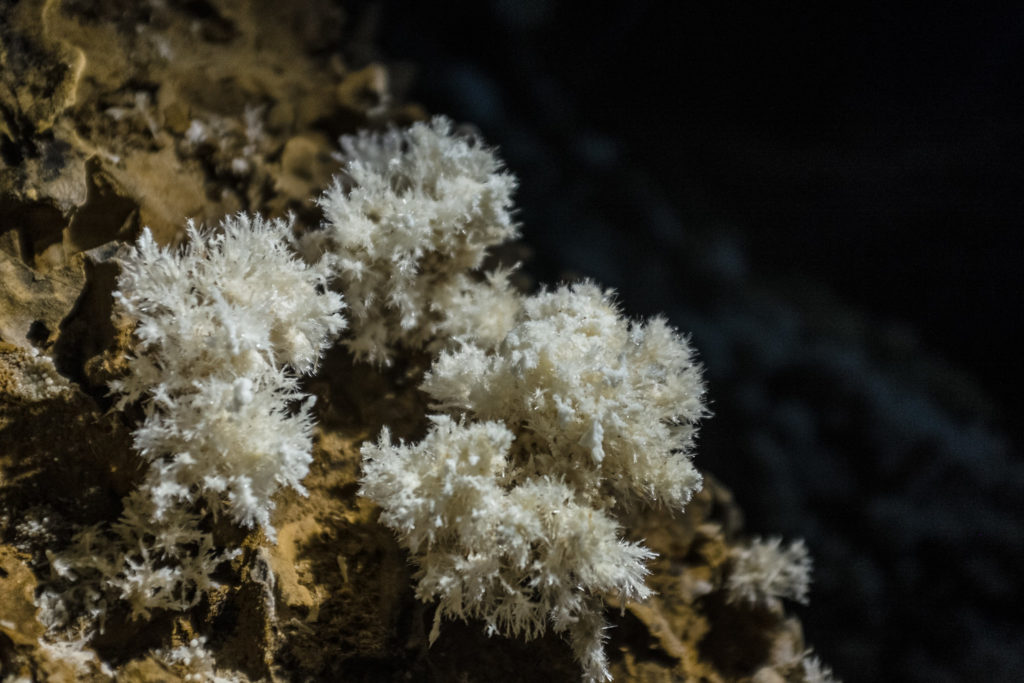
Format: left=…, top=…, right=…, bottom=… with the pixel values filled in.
left=302, top=116, right=518, bottom=364
left=112, top=213, right=345, bottom=533
left=363, top=282, right=706, bottom=682
left=726, top=536, right=813, bottom=607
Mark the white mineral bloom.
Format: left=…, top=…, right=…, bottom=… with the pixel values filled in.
left=112, top=213, right=346, bottom=533
left=726, top=537, right=813, bottom=607
left=364, top=282, right=707, bottom=682
left=303, top=116, right=518, bottom=364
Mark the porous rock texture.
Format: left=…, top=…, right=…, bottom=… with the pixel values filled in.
left=1, top=2, right=826, bottom=681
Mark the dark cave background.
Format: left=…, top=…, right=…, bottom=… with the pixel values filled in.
left=357, top=2, right=1023, bottom=681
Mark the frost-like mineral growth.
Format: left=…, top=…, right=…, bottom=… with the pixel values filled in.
left=302, top=116, right=518, bottom=363
left=800, top=653, right=840, bottom=683
left=726, top=536, right=812, bottom=606
left=0, top=347, right=74, bottom=403
left=363, top=282, right=706, bottom=682
left=43, top=492, right=238, bottom=626
left=423, top=282, right=706, bottom=509
left=40, top=214, right=343, bottom=635
left=112, top=213, right=346, bottom=533
left=362, top=417, right=655, bottom=679
left=156, top=636, right=246, bottom=683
